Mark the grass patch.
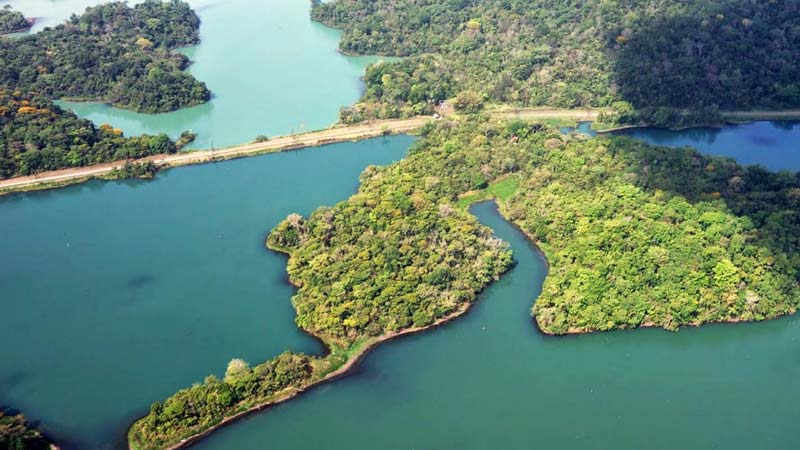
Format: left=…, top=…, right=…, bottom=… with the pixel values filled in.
left=458, top=175, right=520, bottom=208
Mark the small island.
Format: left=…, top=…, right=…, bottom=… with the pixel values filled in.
left=0, top=5, right=32, bottom=34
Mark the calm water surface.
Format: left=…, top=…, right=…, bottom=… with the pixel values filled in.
left=1, top=1, right=799, bottom=449
left=0, top=136, right=413, bottom=449
left=191, top=202, right=800, bottom=450
left=614, top=121, right=800, bottom=172
left=561, top=121, right=800, bottom=172
left=0, top=0, right=383, bottom=148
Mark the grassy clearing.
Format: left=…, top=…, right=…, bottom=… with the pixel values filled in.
left=457, top=175, right=520, bottom=208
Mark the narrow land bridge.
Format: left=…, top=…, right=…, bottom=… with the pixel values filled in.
left=1, top=107, right=796, bottom=195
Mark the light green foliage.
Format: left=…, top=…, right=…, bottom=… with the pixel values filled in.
left=458, top=175, right=520, bottom=207
left=129, top=353, right=312, bottom=450
left=268, top=134, right=515, bottom=343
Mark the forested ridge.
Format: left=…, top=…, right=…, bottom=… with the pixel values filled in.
left=0, top=5, right=31, bottom=34
left=0, top=0, right=209, bottom=113
left=129, top=117, right=799, bottom=448
left=312, top=0, right=800, bottom=127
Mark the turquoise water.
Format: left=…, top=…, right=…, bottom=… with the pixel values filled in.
left=190, top=202, right=800, bottom=450
left=612, top=121, right=800, bottom=172
left=1, top=1, right=799, bottom=449
left=2, top=0, right=383, bottom=149
left=0, top=136, right=413, bottom=449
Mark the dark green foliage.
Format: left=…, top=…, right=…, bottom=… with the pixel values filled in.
left=130, top=353, right=312, bottom=450
left=0, top=6, right=31, bottom=34
left=0, top=412, right=51, bottom=450
left=0, top=90, right=177, bottom=178
left=313, top=0, right=800, bottom=124
left=339, top=55, right=455, bottom=122
left=0, top=0, right=209, bottom=113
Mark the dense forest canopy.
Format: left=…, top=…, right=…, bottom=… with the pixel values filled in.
left=313, top=0, right=800, bottom=126
left=0, top=5, right=31, bottom=34
left=128, top=122, right=514, bottom=448
left=0, top=90, right=177, bottom=178
left=131, top=117, right=799, bottom=448
left=0, top=0, right=209, bottom=113
left=0, top=1, right=208, bottom=180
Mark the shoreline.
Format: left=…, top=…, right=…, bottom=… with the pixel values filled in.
left=129, top=230, right=509, bottom=450
left=137, top=301, right=476, bottom=450
left=0, top=117, right=429, bottom=197
left=4, top=107, right=799, bottom=197
left=478, top=200, right=797, bottom=338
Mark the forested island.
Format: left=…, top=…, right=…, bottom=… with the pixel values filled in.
left=0, top=5, right=31, bottom=34
left=128, top=116, right=799, bottom=448
left=312, top=0, right=800, bottom=127
left=0, top=0, right=208, bottom=179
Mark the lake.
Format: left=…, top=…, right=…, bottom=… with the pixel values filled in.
left=0, top=1, right=798, bottom=449
left=1, top=0, right=384, bottom=149
left=561, top=121, right=800, bottom=173
left=0, top=135, right=413, bottom=449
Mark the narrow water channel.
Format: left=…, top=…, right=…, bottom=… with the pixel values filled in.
left=190, top=201, right=800, bottom=450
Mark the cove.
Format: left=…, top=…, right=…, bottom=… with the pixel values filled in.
left=188, top=201, right=800, bottom=450
left=1, top=0, right=383, bottom=149
left=561, top=121, right=800, bottom=172
left=611, top=121, right=800, bottom=172
left=0, top=135, right=413, bottom=449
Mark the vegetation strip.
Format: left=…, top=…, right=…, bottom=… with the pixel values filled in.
left=0, top=116, right=429, bottom=195
left=139, top=303, right=473, bottom=450
left=6, top=106, right=795, bottom=196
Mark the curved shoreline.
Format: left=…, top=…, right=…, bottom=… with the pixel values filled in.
left=139, top=301, right=475, bottom=450
left=481, top=199, right=800, bottom=338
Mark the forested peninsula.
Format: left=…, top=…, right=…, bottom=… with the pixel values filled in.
left=0, top=1, right=207, bottom=179
left=128, top=116, right=799, bottom=449
left=312, top=0, right=800, bottom=127
left=0, top=5, right=31, bottom=34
